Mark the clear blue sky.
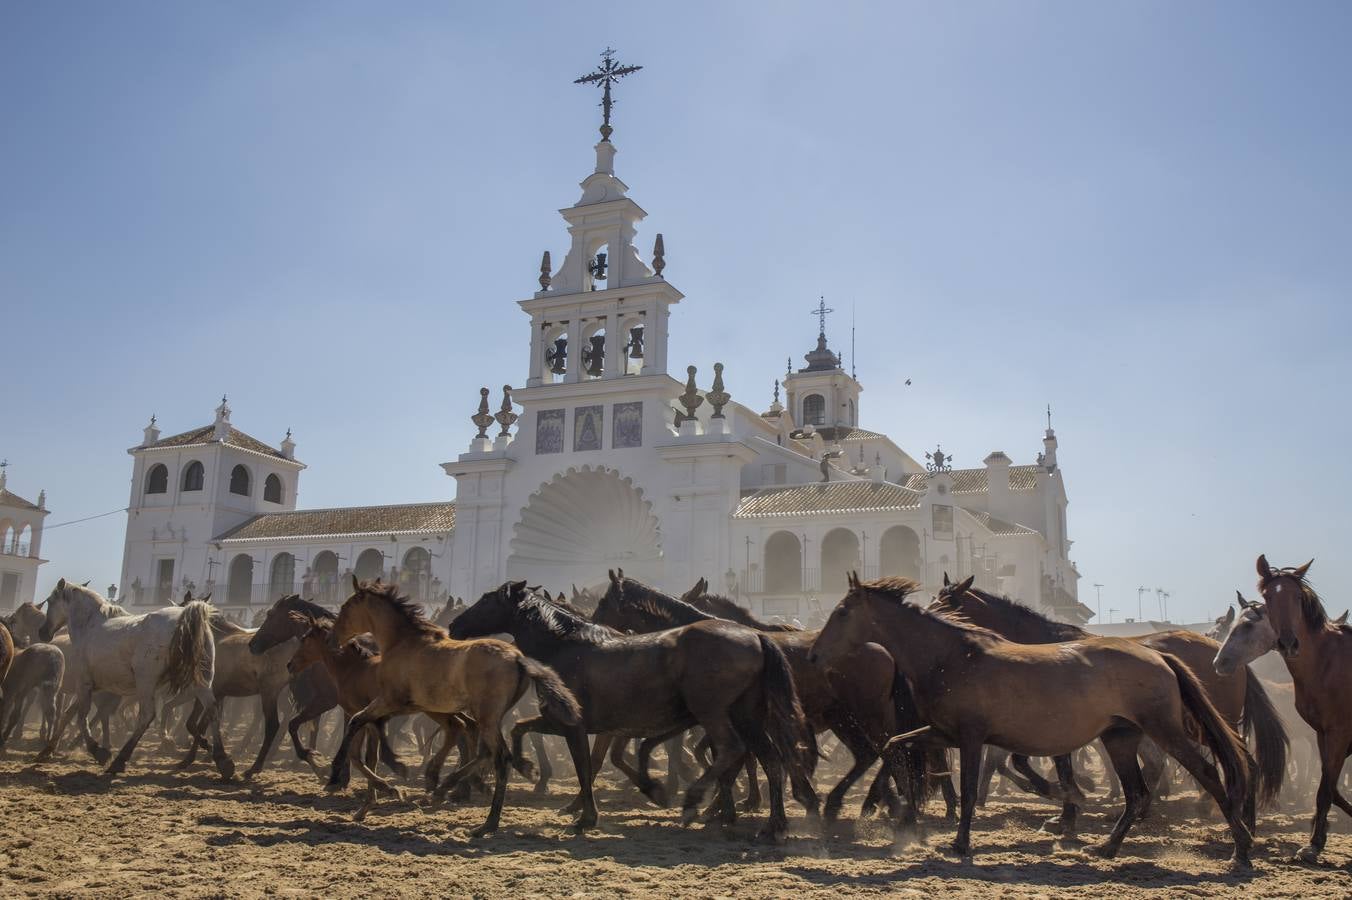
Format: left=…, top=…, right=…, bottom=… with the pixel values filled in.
left=4, top=2, right=1349, bottom=624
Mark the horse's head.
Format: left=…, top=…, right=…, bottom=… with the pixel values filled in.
left=592, top=568, right=631, bottom=630
left=38, top=578, right=77, bottom=641
left=334, top=575, right=377, bottom=644
left=6, top=601, right=46, bottom=647
left=286, top=613, right=329, bottom=676
left=933, top=573, right=978, bottom=614
left=809, top=571, right=873, bottom=667
left=1256, top=554, right=1315, bottom=658
left=449, top=581, right=527, bottom=639
left=1205, top=605, right=1236, bottom=642
left=1214, top=591, right=1275, bottom=675
left=250, top=594, right=310, bottom=655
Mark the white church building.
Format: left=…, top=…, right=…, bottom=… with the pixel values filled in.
left=0, top=465, right=49, bottom=611
left=117, top=73, right=1085, bottom=625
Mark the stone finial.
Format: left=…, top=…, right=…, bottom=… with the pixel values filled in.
left=786, top=357, right=793, bottom=378
left=0, top=459, right=6, bottom=491
left=471, top=388, right=495, bottom=439
left=143, top=414, right=161, bottom=446
left=539, top=251, right=552, bottom=291
left=767, top=379, right=784, bottom=416
left=708, top=362, right=731, bottom=419
left=37, top=489, right=46, bottom=509
left=494, top=385, right=519, bottom=437
left=676, top=365, right=704, bottom=424
left=213, top=395, right=232, bottom=441
left=281, top=428, right=296, bottom=460
left=652, top=233, right=665, bottom=278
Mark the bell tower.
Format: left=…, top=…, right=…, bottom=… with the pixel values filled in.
left=520, top=50, right=681, bottom=389
left=783, top=299, right=862, bottom=430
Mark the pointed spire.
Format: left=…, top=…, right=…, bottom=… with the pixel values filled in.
left=708, top=363, right=730, bottom=419
left=676, top=365, right=704, bottom=425
left=539, top=251, right=552, bottom=291
left=37, top=489, right=46, bottom=509
left=652, top=234, right=665, bottom=278
left=280, top=428, right=296, bottom=460
left=766, top=379, right=783, bottom=416
left=494, top=385, right=519, bottom=437
left=471, top=388, right=494, bottom=439
left=143, top=414, right=161, bottom=447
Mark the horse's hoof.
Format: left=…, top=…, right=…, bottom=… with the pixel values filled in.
left=947, top=841, right=971, bottom=857
left=469, top=823, right=498, bottom=838
left=324, top=781, right=343, bottom=794
left=756, top=824, right=788, bottom=844
left=103, top=763, right=125, bottom=777
left=1041, top=816, right=1064, bottom=835
left=679, top=805, right=698, bottom=827
left=1230, top=851, right=1252, bottom=869
left=241, top=768, right=259, bottom=782
left=1293, top=845, right=1320, bottom=864
left=738, top=799, right=761, bottom=813
left=92, top=748, right=111, bottom=766
left=533, top=781, right=550, bottom=796
left=1090, top=842, right=1120, bottom=859
left=645, top=783, right=669, bottom=808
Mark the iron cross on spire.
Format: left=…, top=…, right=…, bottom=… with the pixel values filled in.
left=811, top=296, right=835, bottom=337
left=574, top=47, right=643, bottom=141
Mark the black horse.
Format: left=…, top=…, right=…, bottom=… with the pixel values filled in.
left=450, top=578, right=819, bottom=841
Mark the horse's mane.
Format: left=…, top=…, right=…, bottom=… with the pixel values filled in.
left=935, top=583, right=1087, bottom=641
left=860, top=576, right=1001, bottom=639
left=207, top=610, right=248, bottom=635
left=541, top=591, right=591, bottom=620
left=282, top=594, right=336, bottom=622
left=607, top=577, right=715, bottom=627
left=67, top=584, right=129, bottom=620
left=688, top=591, right=801, bottom=631
left=517, top=591, right=619, bottom=645
left=357, top=580, right=443, bottom=636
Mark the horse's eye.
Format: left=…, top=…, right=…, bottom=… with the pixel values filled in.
left=838, top=608, right=849, bottom=619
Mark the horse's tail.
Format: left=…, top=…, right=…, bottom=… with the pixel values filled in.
left=756, top=633, right=815, bottom=773
left=518, top=656, right=582, bottom=727
left=1242, top=665, right=1289, bottom=807
left=1162, top=653, right=1249, bottom=811
left=889, top=674, right=934, bottom=811
left=163, top=600, right=214, bottom=695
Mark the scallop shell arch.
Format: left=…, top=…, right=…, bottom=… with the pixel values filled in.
left=507, top=466, right=663, bottom=581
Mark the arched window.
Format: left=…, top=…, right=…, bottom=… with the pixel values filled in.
left=402, top=546, right=432, bottom=601
left=229, top=464, right=251, bottom=496
left=264, top=473, right=283, bottom=504
left=312, top=550, right=340, bottom=605
left=880, top=526, right=922, bottom=581
left=182, top=461, right=205, bottom=492
left=269, top=552, right=296, bottom=599
left=803, top=394, right=825, bottom=426
left=145, top=464, right=169, bottom=495
left=820, top=528, right=861, bottom=595
left=354, top=548, right=386, bottom=582
left=227, top=554, right=255, bottom=606
left=764, top=531, right=803, bottom=594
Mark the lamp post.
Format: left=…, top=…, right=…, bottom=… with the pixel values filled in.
left=1093, top=583, right=1104, bottom=623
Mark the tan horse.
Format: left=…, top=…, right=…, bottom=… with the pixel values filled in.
left=810, top=575, right=1253, bottom=864
left=0, top=621, right=13, bottom=703
left=1255, top=554, right=1352, bottom=863
left=329, top=577, right=587, bottom=836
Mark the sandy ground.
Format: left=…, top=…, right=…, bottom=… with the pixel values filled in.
left=1, top=721, right=1351, bottom=899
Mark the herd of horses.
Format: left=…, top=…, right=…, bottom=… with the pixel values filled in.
left=0, top=554, right=1347, bottom=869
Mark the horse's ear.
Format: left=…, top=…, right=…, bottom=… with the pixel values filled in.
left=1256, top=554, right=1272, bottom=581
left=608, top=569, right=618, bottom=584
left=200, top=592, right=211, bottom=603
left=81, top=580, right=91, bottom=588
left=1237, top=592, right=1258, bottom=611
left=1293, top=559, right=1314, bottom=579
left=698, top=576, right=708, bottom=594
left=958, top=575, right=976, bottom=595
left=57, top=577, right=66, bottom=591
left=1222, top=606, right=1235, bottom=625
left=617, top=567, right=625, bottom=580
left=351, top=573, right=362, bottom=593
left=1336, top=610, right=1349, bottom=626
left=942, top=572, right=951, bottom=586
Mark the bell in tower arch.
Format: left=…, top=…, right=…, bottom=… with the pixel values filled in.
left=546, top=336, right=568, bottom=375
left=583, top=333, right=606, bottom=377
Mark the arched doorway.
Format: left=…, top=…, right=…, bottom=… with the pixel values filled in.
left=507, top=467, right=662, bottom=590
left=269, top=553, right=296, bottom=600
left=313, top=551, right=340, bottom=606
left=764, top=531, right=802, bottom=594
left=227, top=554, right=254, bottom=606
left=880, top=526, right=922, bottom=581
left=820, top=528, right=860, bottom=596
left=354, top=548, right=386, bottom=583
left=402, top=547, right=432, bottom=602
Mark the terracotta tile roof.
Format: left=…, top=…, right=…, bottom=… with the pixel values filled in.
left=733, top=481, right=923, bottom=518
left=0, top=489, right=41, bottom=511
left=216, top=502, right=455, bottom=542
left=902, top=465, right=1042, bottom=494
left=146, top=425, right=289, bottom=460
left=812, top=426, right=886, bottom=442
left=964, top=510, right=1039, bottom=537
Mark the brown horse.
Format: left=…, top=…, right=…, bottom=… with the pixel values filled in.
left=1255, top=554, right=1352, bottom=863
left=932, top=575, right=1287, bottom=821
left=811, top=575, right=1253, bottom=863
left=330, top=577, right=588, bottom=836
left=0, top=621, right=13, bottom=705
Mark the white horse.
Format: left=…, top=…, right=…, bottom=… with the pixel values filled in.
left=35, top=579, right=234, bottom=778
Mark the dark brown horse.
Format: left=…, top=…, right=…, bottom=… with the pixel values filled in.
left=452, top=578, right=818, bottom=841
left=811, top=575, right=1254, bottom=863
left=932, top=575, right=1287, bottom=821
left=1255, top=554, right=1352, bottom=863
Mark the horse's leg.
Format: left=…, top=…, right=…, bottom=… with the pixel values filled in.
left=1292, top=731, right=1348, bottom=863
left=1095, top=727, right=1147, bottom=859
left=1148, top=723, right=1252, bottom=866
left=942, top=737, right=982, bottom=856
left=1046, top=754, right=1081, bottom=842
left=35, top=688, right=83, bottom=762
left=978, top=746, right=1007, bottom=806
left=287, top=701, right=328, bottom=775
left=193, top=685, right=236, bottom=781
left=174, top=699, right=205, bottom=770
left=242, top=691, right=282, bottom=779
left=105, top=692, right=157, bottom=776
left=1008, top=755, right=1056, bottom=800
left=38, top=684, right=59, bottom=748
left=528, top=731, right=553, bottom=795
left=562, top=722, right=598, bottom=829
left=680, top=715, right=745, bottom=827
left=329, top=698, right=406, bottom=794
left=932, top=748, right=958, bottom=820
left=664, top=735, right=685, bottom=805
left=375, top=720, right=410, bottom=780
left=1096, top=739, right=1121, bottom=800
left=500, top=715, right=540, bottom=783
left=74, top=684, right=109, bottom=765
left=635, top=727, right=694, bottom=807
left=1138, top=737, right=1166, bottom=816
left=823, top=720, right=881, bottom=822
left=740, top=754, right=762, bottom=812
left=423, top=715, right=462, bottom=794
